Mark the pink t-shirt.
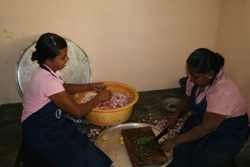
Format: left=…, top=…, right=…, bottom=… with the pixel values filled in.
left=186, top=70, right=249, bottom=121
left=22, top=65, right=65, bottom=122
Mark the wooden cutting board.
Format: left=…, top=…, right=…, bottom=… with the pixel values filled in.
left=121, top=126, right=168, bottom=167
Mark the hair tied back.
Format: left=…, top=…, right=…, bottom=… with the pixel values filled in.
left=51, top=36, right=56, bottom=46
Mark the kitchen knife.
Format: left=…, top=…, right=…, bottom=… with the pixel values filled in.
left=154, top=128, right=169, bottom=142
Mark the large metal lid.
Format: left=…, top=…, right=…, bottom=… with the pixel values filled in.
left=15, top=38, right=92, bottom=98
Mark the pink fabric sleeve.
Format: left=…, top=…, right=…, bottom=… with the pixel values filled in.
left=39, top=76, right=65, bottom=98
left=206, top=83, right=248, bottom=116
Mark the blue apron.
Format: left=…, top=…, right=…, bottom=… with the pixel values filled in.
left=22, top=65, right=112, bottom=167
left=170, top=84, right=249, bottom=167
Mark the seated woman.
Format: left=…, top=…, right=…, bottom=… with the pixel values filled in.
left=161, top=48, right=249, bottom=167
left=21, top=32, right=113, bottom=167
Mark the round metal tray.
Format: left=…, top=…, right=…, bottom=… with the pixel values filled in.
left=15, top=38, right=92, bottom=97
left=95, top=122, right=173, bottom=167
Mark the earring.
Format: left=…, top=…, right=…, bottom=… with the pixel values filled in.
left=209, top=77, right=212, bottom=79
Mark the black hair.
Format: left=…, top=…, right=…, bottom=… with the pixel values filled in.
left=31, top=32, right=67, bottom=64
left=186, top=48, right=224, bottom=75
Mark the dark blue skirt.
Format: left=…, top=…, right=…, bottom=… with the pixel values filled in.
left=22, top=102, right=112, bottom=167
left=170, top=113, right=249, bottom=167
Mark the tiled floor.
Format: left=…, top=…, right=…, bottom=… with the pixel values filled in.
left=0, top=88, right=249, bottom=167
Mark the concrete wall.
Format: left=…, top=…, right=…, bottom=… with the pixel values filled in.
left=216, top=0, right=250, bottom=105
left=1, top=0, right=238, bottom=105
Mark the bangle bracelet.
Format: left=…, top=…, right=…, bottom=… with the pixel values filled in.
left=170, top=115, right=178, bottom=121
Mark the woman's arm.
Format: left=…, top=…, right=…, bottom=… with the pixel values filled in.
left=165, top=95, right=191, bottom=129
left=176, top=112, right=227, bottom=143
left=161, top=112, right=228, bottom=152
left=63, top=82, right=106, bottom=95
left=48, top=89, right=112, bottom=117
left=172, top=94, right=191, bottom=118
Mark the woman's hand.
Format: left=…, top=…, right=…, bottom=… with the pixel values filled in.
left=92, top=82, right=107, bottom=92
left=165, top=116, right=178, bottom=130
left=95, top=89, right=112, bottom=102
left=161, top=138, right=178, bottom=152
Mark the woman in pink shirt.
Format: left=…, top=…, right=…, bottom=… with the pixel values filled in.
left=161, top=48, right=249, bottom=167
left=19, top=33, right=113, bottom=167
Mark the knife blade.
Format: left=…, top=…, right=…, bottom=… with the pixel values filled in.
left=154, top=128, right=169, bottom=143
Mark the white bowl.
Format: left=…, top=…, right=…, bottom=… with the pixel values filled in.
left=161, top=98, right=181, bottom=112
